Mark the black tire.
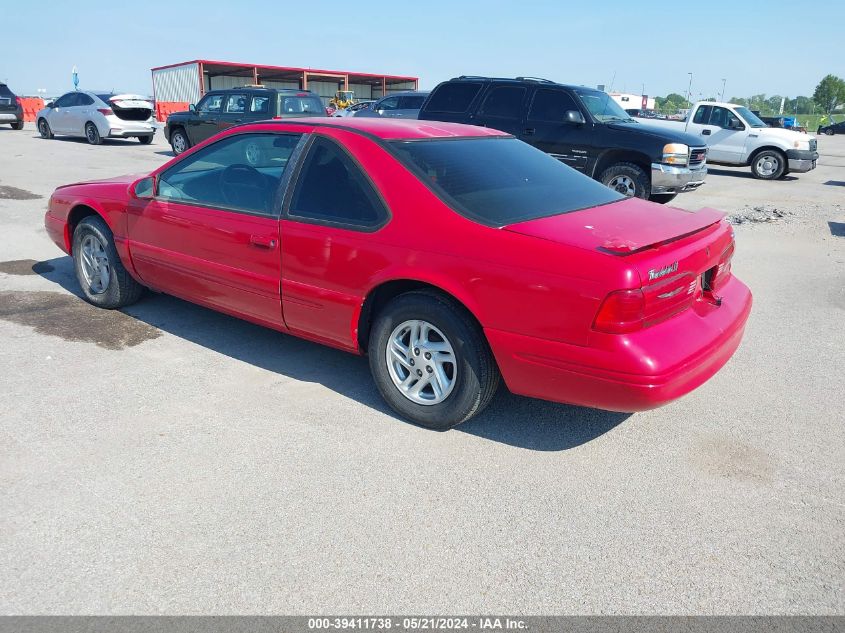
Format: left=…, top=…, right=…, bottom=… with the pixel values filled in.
left=37, top=118, right=53, bottom=139
left=11, top=121, right=24, bottom=130
left=72, top=216, right=144, bottom=309
left=138, top=134, right=154, bottom=144
left=85, top=122, right=102, bottom=145
left=823, top=128, right=834, bottom=136
left=170, top=128, right=190, bottom=155
left=599, top=162, right=650, bottom=199
left=750, top=149, right=786, bottom=180
left=368, top=291, right=500, bottom=430
left=649, top=193, right=678, bottom=204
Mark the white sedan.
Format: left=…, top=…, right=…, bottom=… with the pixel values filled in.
left=36, top=91, right=156, bottom=144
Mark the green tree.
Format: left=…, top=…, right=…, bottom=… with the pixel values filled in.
left=766, top=95, right=785, bottom=113
left=729, top=96, right=748, bottom=107
left=813, top=74, right=845, bottom=113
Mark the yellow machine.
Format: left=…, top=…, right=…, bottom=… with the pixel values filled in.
left=329, top=90, right=357, bottom=111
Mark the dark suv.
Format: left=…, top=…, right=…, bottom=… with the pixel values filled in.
left=164, top=87, right=326, bottom=155
left=0, top=83, right=24, bottom=130
left=418, top=76, right=708, bottom=203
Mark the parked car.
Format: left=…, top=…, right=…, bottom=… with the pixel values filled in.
left=817, top=117, right=844, bottom=136
left=332, top=100, right=375, bottom=117
left=418, top=77, right=707, bottom=203
left=354, top=91, right=430, bottom=119
left=641, top=101, right=818, bottom=180
left=36, top=91, right=155, bottom=144
left=43, top=118, right=751, bottom=429
left=0, top=82, right=24, bottom=130
left=164, top=87, right=326, bottom=155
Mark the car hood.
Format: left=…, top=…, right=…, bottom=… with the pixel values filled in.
left=54, top=173, right=144, bottom=191
left=609, top=121, right=704, bottom=147
left=503, top=197, right=725, bottom=254
left=753, top=126, right=816, bottom=143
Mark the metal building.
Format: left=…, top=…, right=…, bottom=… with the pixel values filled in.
left=151, top=59, right=418, bottom=120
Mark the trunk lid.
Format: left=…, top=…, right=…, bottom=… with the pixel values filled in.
left=503, top=197, right=724, bottom=255
left=107, top=94, right=153, bottom=121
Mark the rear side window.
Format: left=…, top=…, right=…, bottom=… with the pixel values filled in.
left=250, top=96, right=270, bottom=113
left=77, top=94, right=94, bottom=106
left=0, top=84, right=14, bottom=97
left=424, top=82, right=482, bottom=113
left=390, top=137, right=622, bottom=227
left=528, top=89, right=579, bottom=122
left=224, top=94, right=247, bottom=114
left=479, top=86, right=526, bottom=118
left=279, top=96, right=324, bottom=114
left=288, top=137, right=387, bottom=229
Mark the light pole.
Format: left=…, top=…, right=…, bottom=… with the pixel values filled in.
left=686, top=72, right=693, bottom=107
left=720, top=78, right=726, bottom=102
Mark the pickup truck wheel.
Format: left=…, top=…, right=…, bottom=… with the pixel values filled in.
left=368, top=291, right=500, bottom=430
left=649, top=193, right=677, bottom=204
left=170, top=128, right=190, bottom=155
left=37, top=118, right=53, bottom=139
left=599, top=163, right=650, bottom=199
left=72, top=216, right=144, bottom=309
left=11, top=121, right=24, bottom=130
left=750, top=150, right=785, bottom=180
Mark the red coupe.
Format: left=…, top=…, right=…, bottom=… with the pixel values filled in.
left=45, top=118, right=752, bottom=429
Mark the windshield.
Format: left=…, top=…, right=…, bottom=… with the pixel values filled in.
left=390, top=137, right=623, bottom=227
left=574, top=88, right=633, bottom=123
left=734, top=106, right=768, bottom=128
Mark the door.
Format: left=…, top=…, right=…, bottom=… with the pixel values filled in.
left=686, top=105, right=747, bottom=163
left=126, top=132, right=305, bottom=328
left=68, top=92, right=96, bottom=136
left=374, top=95, right=401, bottom=118
left=393, top=94, right=427, bottom=119
left=522, top=87, right=592, bottom=172
left=280, top=135, right=390, bottom=348
left=473, top=84, right=527, bottom=135
left=187, top=93, right=224, bottom=145
left=47, top=92, right=77, bottom=133
left=217, top=92, right=249, bottom=133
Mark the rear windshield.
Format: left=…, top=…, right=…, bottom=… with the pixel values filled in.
left=279, top=96, right=325, bottom=115
left=0, top=84, right=13, bottom=97
left=390, top=137, right=622, bottom=227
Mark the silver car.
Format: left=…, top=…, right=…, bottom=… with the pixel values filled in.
left=353, top=91, right=430, bottom=119
left=36, top=91, right=156, bottom=144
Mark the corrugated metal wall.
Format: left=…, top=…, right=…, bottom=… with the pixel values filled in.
left=308, top=80, right=342, bottom=104
left=262, top=80, right=300, bottom=90
left=349, top=83, right=375, bottom=100
left=152, top=63, right=200, bottom=103
left=208, top=75, right=254, bottom=90
left=386, top=81, right=417, bottom=93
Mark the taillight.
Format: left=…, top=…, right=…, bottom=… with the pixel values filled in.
left=704, top=241, right=735, bottom=293
left=15, top=96, right=22, bottom=105
left=97, top=108, right=113, bottom=116
left=593, top=289, right=645, bottom=334
left=272, top=115, right=282, bottom=120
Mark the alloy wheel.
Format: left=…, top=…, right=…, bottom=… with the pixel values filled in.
left=79, top=234, right=110, bottom=294
left=755, top=154, right=779, bottom=177
left=607, top=175, right=637, bottom=197
left=386, top=319, right=457, bottom=405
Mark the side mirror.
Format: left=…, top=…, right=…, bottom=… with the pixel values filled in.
left=564, top=110, right=585, bottom=125
left=130, top=176, right=155, bottom=199
left=47, top=102, right=56, bottom=109
left=189, top=103, right=196, bottom=112
left=729, top=119, right=745, bottom=130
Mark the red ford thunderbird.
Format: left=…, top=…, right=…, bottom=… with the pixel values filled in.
left=44, top=118, right=751, bottom=429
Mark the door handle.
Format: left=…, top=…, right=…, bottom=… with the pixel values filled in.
left=234, top=119, right=242, bottom=123
left=250, top=235, right=277, bottom=249
left=524, top=128, right=536, bottom=135
left=702, top=129, right=712, bottom=135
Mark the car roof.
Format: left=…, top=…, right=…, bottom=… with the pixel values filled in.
left=207, top=87, right=318, bottom=94
left=379, top=90, right=431, bottom=97
left=445, top=76, right=584, bottom=91
left=257, top=117, right=508, bottom=140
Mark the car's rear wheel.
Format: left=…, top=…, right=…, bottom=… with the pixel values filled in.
left=368, top=291, right=500, bottom=430
left=170, top=128, right=190, bottom=155
left=599, top=162, right=650, bottom=199
left=138, top=135, right=153, bottom=144
left=649, top=193, right=677, bottom=204
left=826, top=129, right=834, bottom=136
left=37, top=118, right=53, bottom=139
left=72, top=216, right=143, bottom=309
left=750, top=150, right=785, bottom=180
left=85, top=122, right=102, bottom=145
left=11, top=121, right=24, bottom=130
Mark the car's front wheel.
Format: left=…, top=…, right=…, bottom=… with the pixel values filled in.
left=826, top=129, right=834, bottom=136
left=37, top=118, right=53, bottom=139
left=599, top=162, right=650, bottom=199
left=368, top=291, right=500, bottom=430
left=72, top=216, right=144, bottom=309
left=85, top=122, right=102, bottom=145
left=170, top=128, right=190, bottom=155
left=11, top=121, right=24, bottom=130
left=750, top=150, right=785, bottom=180
left=138, top=135, right=153, bottom=144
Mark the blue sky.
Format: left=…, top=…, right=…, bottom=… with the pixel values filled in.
left=3, top=0, right=840, bottom=99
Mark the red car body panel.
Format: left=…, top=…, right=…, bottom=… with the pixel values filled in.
left=44, top=118, right=752, bottom=412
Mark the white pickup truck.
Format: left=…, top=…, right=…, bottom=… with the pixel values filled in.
left=638, top=101, right=818, bottom=180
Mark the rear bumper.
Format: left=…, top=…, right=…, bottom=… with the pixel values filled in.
left=786, top=149, right=818, bottom=173
left=0, top=112, right=21, bottom=122
left=651, top=161, right=707, bottom=194
left=106, top=117, right=155, bottom=138
left=486, top=276, right=752, bottom=412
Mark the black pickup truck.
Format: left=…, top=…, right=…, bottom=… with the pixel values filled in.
left=164, top=87, right=326, bottom=155
left=418, top=76, right=708, bottom=203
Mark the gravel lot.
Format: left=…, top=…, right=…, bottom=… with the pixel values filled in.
left=1, top=124, right=843, bottom=615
